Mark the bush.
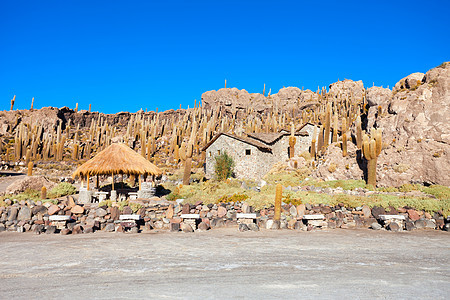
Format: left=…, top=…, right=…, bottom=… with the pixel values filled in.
left=48, top=182, right=76, bottom=198
left=214, top=151, right=235, bottom=181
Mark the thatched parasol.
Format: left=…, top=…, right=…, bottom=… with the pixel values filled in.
left=72, top=143, right=161, bottom=190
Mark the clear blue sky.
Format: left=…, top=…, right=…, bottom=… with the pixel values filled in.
left=1, top=0, right=449, bottom=114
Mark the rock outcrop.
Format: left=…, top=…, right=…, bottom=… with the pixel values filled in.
left=6, top=176, right=57, bottom=195
left=376, top=62, right=450, bottom=186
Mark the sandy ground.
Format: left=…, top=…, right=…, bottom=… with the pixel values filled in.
left=0, top=228, right=449, bottom=299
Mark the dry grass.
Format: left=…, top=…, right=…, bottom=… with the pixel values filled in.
left=165, top=177, right=450, bottom=216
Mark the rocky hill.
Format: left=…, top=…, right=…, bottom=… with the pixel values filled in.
left=0, top=62, right=449, bottom=187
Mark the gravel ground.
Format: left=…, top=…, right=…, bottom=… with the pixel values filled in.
left=0, top=228, right=449, bottom=299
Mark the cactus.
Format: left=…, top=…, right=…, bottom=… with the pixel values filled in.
left=362, top=129, right=382, bottom=187
left=355, top=115, right=362, bottom=149
left=89, top=104, right=92, bottom=113
left=10, top=95, right=15, bottom=111
left=31, top=97, right=34, bottom=110
left=75, top=103, right=78, bottom=113
left=27, top=161, right=33, bottom=176
left=289, top=123, right=296, bottom=158
left=25, top=148, right=32, bottom=165
left=324, top=102, right=331, bottom=147
left=40, top=186, right=47, bottom=199
left=317, top=125, right=324, bottom=155
left=274, top=184, right=282, bottom=222
left=332, top=114, right=338, bottom=143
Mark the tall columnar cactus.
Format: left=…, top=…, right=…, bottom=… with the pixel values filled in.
left=274, top=184, right=282, bottom=222
left=341, top=117, right=347, bottom=157
left=27, top=161, right=33, bottom=176
left=362, top=129, right=382, bottom=187
left=10, top=95, right=15, bottom=111
left=41, top=186, right=47, bottom=199
left=355, top=115, right=362, bottom=149
left=317, top=125, right=324, bottom=155
left=183, top=142, right=193, bottom=185
left=31, top=97, right=34, bottom=110
left=75, top=103, right=78, bottom=113
left=332, top=114, right=338, bottom=143
left=288, top=123, right=296, bottom=159
left=324, top=102, right=331, bottom=147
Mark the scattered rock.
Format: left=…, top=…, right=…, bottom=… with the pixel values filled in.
left=181, top=223, right=194, bottom=233
left=238, top=224, right=249, bottom=232
left=407, top=209, right=420, bottom=221
left=17, top=206, right=31, bottom=221
left=197, top=222, right=209, bottom=231
left=45, top=225, right=56, bottom=234
left=71, top=205, right=84, bottom=214
left=217, top=206, right=227, bottom=218
left=415, top=219, right=426, bottom=229
left=48, top=205, right=60, bottom=215
left=371, top=222, right=382, bottom=230
left=60, top=228, right=71, bottom=235
left=170, top=223, right=180, bottom=232
left=405, top=221, right=416, bottom=231
left=104, top=223, right=115, bottom=232
left=247, top=223, right=259, bottom=231
left=387, top=222, right=401, bottom=232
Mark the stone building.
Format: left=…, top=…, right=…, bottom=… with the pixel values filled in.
left=203, top=123, right=318, bottom=180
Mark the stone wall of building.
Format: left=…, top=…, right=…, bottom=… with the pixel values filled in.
left=205, top=135, right=275, bottom=180
left=205, top=125, right=316, bottom=180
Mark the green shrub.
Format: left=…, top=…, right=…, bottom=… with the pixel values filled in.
left=216, top=193, right=249, bottom=203
left=214, top=151, right=235, bottom=181
left=130, top=202, right=143, bottom=213
left=48, top=182, right=76, bottom=198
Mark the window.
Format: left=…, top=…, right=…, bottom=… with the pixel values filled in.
left=245, top=149, right=251, bottom=155
left=218, top=150, right=221, bottom=155
left=208, top=152, right=212, bottom=157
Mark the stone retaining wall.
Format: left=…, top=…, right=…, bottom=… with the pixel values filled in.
left=0, top=196, right=448, bottom=234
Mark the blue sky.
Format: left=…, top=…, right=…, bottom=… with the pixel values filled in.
left=1, top=0, right=449, bottom=114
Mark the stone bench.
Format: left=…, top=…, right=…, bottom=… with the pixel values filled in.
left=379, top=215, right=405, bottom=221
left=128, top=192, right=138, bottom=200
left=379, top=215, right=405, bottom=230
left=119, top=214, right=141, bottom=221
left=49, top=215, right=72, bottom=229
left=236, top=213, right=257, bottom=224
left=95, top=191, right=108, bottom=202
left=181, top=214, right=200, bottom=230
left=117, top=214, right=141, bottom=230
left=302, top=214, right=327, bottom=228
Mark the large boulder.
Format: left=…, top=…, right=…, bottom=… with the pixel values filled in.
left=6, top=176, right=57, bottom=195
left=328, top=79, right=365, bottom=102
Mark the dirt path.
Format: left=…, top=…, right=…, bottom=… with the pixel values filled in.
left=0, top=229, right=449, bottom=299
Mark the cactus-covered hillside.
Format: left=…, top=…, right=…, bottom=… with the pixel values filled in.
left=0, top=62, right=448, bottom=188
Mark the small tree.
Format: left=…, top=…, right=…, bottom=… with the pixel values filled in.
left=214, top=151, right=235, bottom=181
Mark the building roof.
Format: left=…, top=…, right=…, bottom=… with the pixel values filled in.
left=246, top=132, right=285, bottom=144
left=202, top=132, right=272, bottom=152
left=72, top=143, right=162, bottom=178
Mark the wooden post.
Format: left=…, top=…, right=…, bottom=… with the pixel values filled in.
left=96, top=175, right=99, bottom=189
left=87, top=174, right=90, bottom=190
left=111, top=172, right=115, bottom=191
left=138, top=174, right=142, bottom=191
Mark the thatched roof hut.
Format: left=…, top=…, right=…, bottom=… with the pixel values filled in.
left=72, top=143, right=161, bottom=190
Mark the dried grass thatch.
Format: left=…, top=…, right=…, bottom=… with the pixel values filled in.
left=72, top=143, right=162, bottom=178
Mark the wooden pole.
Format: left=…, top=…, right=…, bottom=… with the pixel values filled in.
left=87, top=174, right=90, bottom=190
left=96, top=175, right=99, bottom=189
left=138, top=174, right=142, bottom=191
left=111, top=172, right=115, bottom=191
